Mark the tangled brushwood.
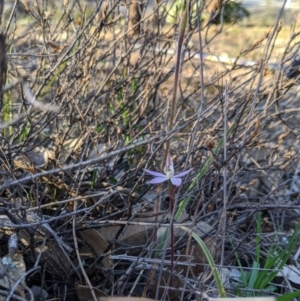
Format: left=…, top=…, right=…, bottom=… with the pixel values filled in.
left=0, top=1, right=300, bottom=300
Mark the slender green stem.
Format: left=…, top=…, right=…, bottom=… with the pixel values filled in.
left=162, top=2, right=188, bottom=292
left=169, top=182, right=175, bottom=289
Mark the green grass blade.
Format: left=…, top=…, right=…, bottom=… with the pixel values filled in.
left=180, top=226, right=226, bottom=297
left=256, top=212, right=262, bottom=263
left=248, top=261, right=259, bottom=294
left=278, top=290, right=300, bottom=301
left=254, top=224, right=300, bottom=289
left=175, top=122, right=236, bottom=221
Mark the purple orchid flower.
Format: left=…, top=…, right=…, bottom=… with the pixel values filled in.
left=144, top=152, right=193, bottom=186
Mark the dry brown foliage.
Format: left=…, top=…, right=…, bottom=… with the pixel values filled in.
left=0, top=0, right=299, bottom=300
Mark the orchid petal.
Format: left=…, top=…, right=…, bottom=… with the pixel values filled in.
left=170, top=177, right=182, bottom=186
left=166, top=152, right=174, bottom=169
left=174, top=168, right=193, bottom=178
left=149, top=177, right=168, bottom=184
left=144, top=169, right=166, bottom=178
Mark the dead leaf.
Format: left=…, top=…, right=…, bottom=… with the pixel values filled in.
left=278, top=265, right=300, bottom=284
left=99, top=213, right=212, bottom=250
left=79, top=229, right=111, bottom=269
left=58, top=134, right=87, bottom=164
